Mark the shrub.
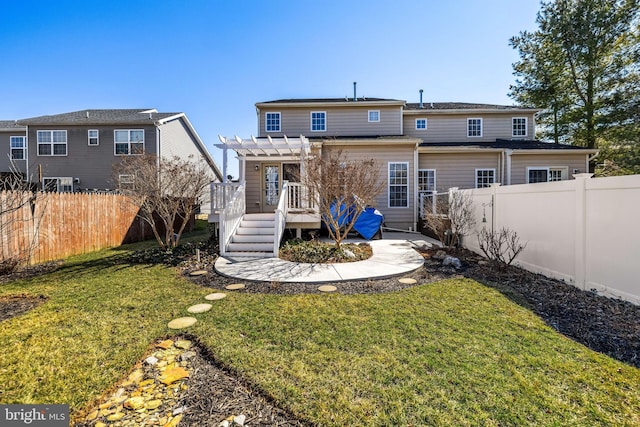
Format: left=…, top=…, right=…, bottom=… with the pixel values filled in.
left=477, top=227, right=527, bottom=269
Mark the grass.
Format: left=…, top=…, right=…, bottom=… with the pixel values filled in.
left=1, top=236, right=639, bottom=426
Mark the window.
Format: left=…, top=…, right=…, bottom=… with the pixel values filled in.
left=114, top=129, right=144, bottom=155
left=467, top=118, right=483, bottom=137
left=265, top=112, right=281, bottom=132
left=527, top=167, right=568, bottom=183
left=37, top=130, right=67, bottom=156
left=88, top=129, right=99, bottom=145
left=388, top=162, right=409, bottom=207
left=310, top=111, right=326, bottom=132
left=43, top=177, right=73, bottom=192
left=418, top=169, right=436, bottom=192
left=368, top=110, right=380, bottom=122
left=512, top=117, right=527, bottom=137
left=476, top=169, right=495, bottom=188
left=415, top=118, right=427, bottom=130
left=10, top=136, right=25, bottom=160
left=119, top=174, right=135, bottom=189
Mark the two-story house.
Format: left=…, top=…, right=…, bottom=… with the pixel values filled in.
left=8, top=109, right=222, bottom=196
left=0, top=120, right=28, bottom=181
left=212, top=95, right=596, bottom=257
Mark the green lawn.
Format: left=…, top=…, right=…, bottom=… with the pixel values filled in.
left=0, top=241, right=638, bottom=426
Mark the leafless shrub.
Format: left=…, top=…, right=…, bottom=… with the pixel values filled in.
left=114, top=154, right=213, bottom=248
left=477, top=227, right=527, bottom=269
left=301, top=150, right=384, bottom=248
left=422, top=190, right=475, bottom=248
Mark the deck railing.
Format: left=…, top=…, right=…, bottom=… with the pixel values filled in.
left=286, top=182, right=317, bottom=211
left=274, top=181, right=289, bottom=256
left=211, top=182, right=242, bottom=213
left=219, top=184, right=245, bottom=256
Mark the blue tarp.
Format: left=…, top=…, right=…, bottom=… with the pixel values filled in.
left=324, top=202, right=384, bottom=240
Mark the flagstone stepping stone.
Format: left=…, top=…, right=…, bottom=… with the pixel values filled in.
left=225, top=283, right=246, bottom=290
left=187, top=303, right=212, bottom=314
left=167, top=317, right=197, bottom=329
left=189, top=270, right=208, bottom=276
left=399, top=277, right=417, bottom=284
left=318, top=285, right=337, bottom=292
left=204, top=292, right=227, bottom=301
left=156, top=339, right=174, bottom=349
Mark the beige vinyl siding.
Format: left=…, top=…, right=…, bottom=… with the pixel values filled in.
left=258, top=106, right=402, bottom=138
left=245, top=160, right=262, bottom=214
left=0, top=130, right=27, bottom=174
left=510, top=153, right=588, bottom=185
left=419, top=152, right=501, bottom=190
left=405, top=113, right=536, bottom=142
left=27, top=124, right=157, bottom=190
left=324, top=143, right=415, bottom=229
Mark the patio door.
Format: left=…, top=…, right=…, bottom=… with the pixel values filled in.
left=262, top=163, right=280, bottom=212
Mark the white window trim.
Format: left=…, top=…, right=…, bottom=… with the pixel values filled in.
left=512, top=117, right=528, bottom=138
left=415, top=118, right=427, bottom=130
left=475, top=168, right=495, bottom=188
left=113, top=129, right=145, bottom=156
left=388, top=162, right=409, bottom=208
left=10, top=135, right=26, bottom=160
left=88, top=129, right=99, bottom=146
left=368, top=110, right=380, bottom=122
left=418, top=169, right=436, bottom=192
left=265, top=112, right=281, bottom=133
left=310, top=111, right=327, bottom=132
left=37, top=130, right=68, bottom=156
left=526, top=166, right=568, bottom=183
left=467, top=118, right=483, bottom=138
left=43, top=177, right=73, bottom=192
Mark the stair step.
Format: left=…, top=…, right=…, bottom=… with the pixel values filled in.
left=231, top=234, right=274, bottom=243
left=236, top=227, right=275, bottom=235
left=227, top=242, right=275, bottom=253
left=240, top=220, right=275, bottom=228
left=243, top=213, right=276, bottom=221
left=224, top=251, right=274, bottom=258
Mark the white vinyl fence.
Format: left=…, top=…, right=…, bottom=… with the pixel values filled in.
left=461, top=174, right=640, bottom=305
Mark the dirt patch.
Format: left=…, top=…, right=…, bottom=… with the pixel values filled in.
left=0, top=294, right=48, bottom=322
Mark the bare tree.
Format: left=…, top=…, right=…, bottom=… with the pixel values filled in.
left=421, top=190, right=475, bottom=248
left=114, top=154, right=213, bottom=248
left=477, top=227, right=527, bottom=270
left=301, top=150, right=384, bottom=249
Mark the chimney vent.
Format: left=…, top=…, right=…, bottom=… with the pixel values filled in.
left=419, top=89, right=423, bottom=109
left=85, top=111, right=89, bottom=118
left=353, top=82, right=357, bottom=101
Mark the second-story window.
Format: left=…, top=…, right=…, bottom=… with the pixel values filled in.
left=467, top=118, right=483, bottom=137
left=415, top=118, right=427, bottom=130
left=265, top=112, right=281, bottom=132
left=10, top=136, right=25, bottom=160
left=512, top=117, right=527, bottom=137
left=311, top=111, right=326, bottom=132
left=37, top=130, right=67, bottom=156
left=368, top=110, right=380, bottom=122
left=88, top=129, right=99, bottom=145
left=114, top=129, right=144, bottom=155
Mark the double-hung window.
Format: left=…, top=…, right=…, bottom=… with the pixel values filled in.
left=37, top=130, right=67, bottom=156
left=528, top=167, right=567, bottom=183
left=476, top=169, right=495, bottom=188
left=388, top=162, right=409, bottom=207
left=265, top=112, right=281, bottom=132
left=10, top=136, right=25, bottom=160
left=114, top=129, right=144, bottom=155
left=415, top=118, right=427, bottom=130
left=467, top=118, right=483, bottom=137
left=512, top=117, right=527, bottom=137
left=418, top=169, right=436, bottom=193
left=368, top=110, right=380, bottom=122
left=43, top=177, right=73, bottom=192
left=310, top=111, right=326, bottom=132
left=88, top=129, right=99, bottom=145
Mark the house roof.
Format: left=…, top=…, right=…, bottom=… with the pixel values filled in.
left=0, top=120, right=26, bottom=131
left=17, top=109, right=180, bottom=125
left=405, top=102, right=539, bottom=114
left=419, top=139, right=597, bottom=152
left=256, top=98, right=405, bottom=108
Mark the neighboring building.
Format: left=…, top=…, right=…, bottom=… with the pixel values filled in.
left=0, top=120, right=27, bottom=178
left=10, top=109, right=222, bottom=193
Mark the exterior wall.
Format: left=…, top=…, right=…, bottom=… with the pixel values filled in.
left=244, top=159, right=262, bottom=214
left=323, top=143, right=416, bottom=230
left=418, top=152, right=502, bottom=191
left=0, top=129, right=27, bottom=174
left=405, top=112, right=536, bottom=142
left=158, top=117, right=212, bottom=167
left=258, top=105, right=403, bottom=138
left=26, top=124, right=157, bottom=190
left=510, top=153, right=588, bottom=184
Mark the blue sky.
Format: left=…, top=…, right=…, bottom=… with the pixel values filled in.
left=0, top=0, right=541, bottom=178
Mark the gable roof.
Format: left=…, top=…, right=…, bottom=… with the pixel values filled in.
left=405, top=102, right=539, bottom=114
left=256, top=98, right=405, bottom=108
left=17, top=109, right=180, bottom=125
left=419, top=139, right=597, bottom=153
left=0, top=120, right=26, bottom=131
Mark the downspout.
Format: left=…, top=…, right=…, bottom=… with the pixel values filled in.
left=155, top=126, right=161, bottom=169
left=24, top=125, right=29, bottom=186
left=413, top=142, right=418, bottom=232
left=505, top=149, right=513, bottom=185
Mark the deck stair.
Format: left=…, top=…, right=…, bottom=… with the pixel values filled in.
left=225, top=213, right=276, bottom=257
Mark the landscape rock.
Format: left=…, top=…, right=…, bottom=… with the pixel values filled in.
left=433, top=250, right=447, bottom=260
left=443, top=255, right=462, bottom=269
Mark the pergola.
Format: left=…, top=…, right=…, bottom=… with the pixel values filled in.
left=215, top=135, right=311, bottom=183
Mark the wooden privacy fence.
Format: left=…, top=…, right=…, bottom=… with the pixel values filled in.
left=0, top=191, right=154, bottom=265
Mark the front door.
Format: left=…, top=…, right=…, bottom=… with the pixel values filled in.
left=262, top=164, right=280, bottom=212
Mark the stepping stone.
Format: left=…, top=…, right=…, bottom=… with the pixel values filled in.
left=205, top=292, right=227, bottom=301
left=189, top=270, right=208, bottom=276
left=318, top=285, right=337, bottom=292
left=167, top=317, right=197, bottom=329
left=187, top=303, right=212, bottom=314
left=225, top=283, right=245, bottom=290
left=399, top=278, right=417, bottom=284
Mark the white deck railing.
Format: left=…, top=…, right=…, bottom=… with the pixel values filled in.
left=211, top=182, right=242, bottom=213
left=219, top=184, right=245, bottom=257
left=286, top=182, right=317, bottom=211
left=274, top=181, right=289, bottom=256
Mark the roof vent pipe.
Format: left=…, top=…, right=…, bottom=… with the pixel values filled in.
left=419, top=89, right=423, bottom=109
left=85, top=111, right=89, bottom=118
left=353, top=81, right=357, bottom=101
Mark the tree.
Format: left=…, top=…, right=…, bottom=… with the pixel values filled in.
left=421, top=190, right=476, bottom=248
left=510, top=0, right=640, bottom=159
left=114, top=154, right=213, bottom=248
left=301, top=150, right=384, bottom=249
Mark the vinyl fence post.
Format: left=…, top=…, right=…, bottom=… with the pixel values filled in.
left=573, top=173, right=593, bottom=290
